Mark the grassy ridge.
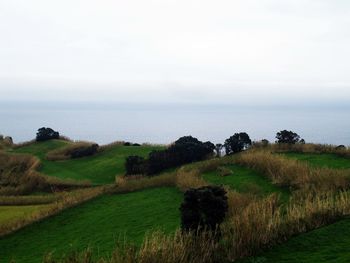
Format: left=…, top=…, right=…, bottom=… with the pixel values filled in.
left=0, top=187, right=182, bottom=263
left=202, top=164, right=290, bottom=203
left=11, top=140, right=163, bottom=184
left=283, top=153, right=350, bottom=169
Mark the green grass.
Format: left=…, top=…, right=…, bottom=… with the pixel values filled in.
left=0, top=205, right=48, bottom=225
left=283, top=153, right=350, bottom=170
left=243, top=218, right=350, bottom=263
left=202, top=164, right=290, bottom=203
left=0, top=187, right=183, bottom=263
left=11, top=140, right=163, bottom=184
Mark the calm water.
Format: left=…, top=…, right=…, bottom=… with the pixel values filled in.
left=1, top=101, right=349, bottom=146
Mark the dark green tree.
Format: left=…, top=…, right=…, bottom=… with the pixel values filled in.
left=224, top=132, right=252, bottom=155
left=180, top=186, right=228, bottom=232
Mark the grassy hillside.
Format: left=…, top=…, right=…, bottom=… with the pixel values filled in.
left=244, top=219, right=350, bottom=263
left=202, top=164, right=290, bottom=203
left=11, top=140, right=163, bottom=184
left=283, top=153, right=350, bottom=169
left=0, top=187, right=182, bottom=263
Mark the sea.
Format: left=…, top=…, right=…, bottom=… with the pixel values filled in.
left=1, top=101, right=349, bottom=146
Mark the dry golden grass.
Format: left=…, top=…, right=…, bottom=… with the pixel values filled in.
left=253, top=142, right=350, bottom=158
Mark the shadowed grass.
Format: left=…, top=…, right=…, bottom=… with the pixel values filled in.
left=0, top=187, right=182, bottom=263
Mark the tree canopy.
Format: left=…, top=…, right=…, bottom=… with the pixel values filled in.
left=224, top=132, right=252, bottom=155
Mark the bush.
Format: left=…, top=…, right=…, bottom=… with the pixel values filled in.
left=36, top=127, right=59, bottom=142
left=180, top=186, right=228, bottom=232
left=224, top=132, right=252, bottom=155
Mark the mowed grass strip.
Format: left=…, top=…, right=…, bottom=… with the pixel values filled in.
left=243, top=218, right=350, bottom=263
left=283, top=153, right=350, bottom=170
left=0, top=187, right=182, bottom=263
left=11, top=140, right=163, bottom=184
left=202, top=164, right=290, bottom=203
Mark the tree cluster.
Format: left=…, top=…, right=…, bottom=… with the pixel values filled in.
left=36, top=127, right=59, bottom=142
left=125, top=136, right=215, bottom=176
left=180, top=186, right=228, bottom=232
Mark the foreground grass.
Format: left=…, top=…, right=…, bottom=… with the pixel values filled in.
left=283, top=153, right=350, bottom=170
left=202, top=164, right=290, bottom=203
left=11, top=140, right=162, bottom=184
left=0, top=187, right=182, bottom=263
left=0, top=205, right=48, bottom=225
left=244, top=218, right=350, bottom=263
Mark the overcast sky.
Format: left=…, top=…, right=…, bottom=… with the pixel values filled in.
left=1, top=0, right=350, bottom=105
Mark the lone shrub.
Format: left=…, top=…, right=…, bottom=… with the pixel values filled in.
left=36, top=127, right=59, bottom=142
left=180, top=186, right=228, bottom=232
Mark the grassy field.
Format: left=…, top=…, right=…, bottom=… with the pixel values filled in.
left=11, top=140, right=163, bottom=184
left=243, top=219, right=350, bottom=263
left=0, top=187, right=182, bottom=263
left=202, top=164, right=290, bottom=203
left=0, top=205, right=48, bottom=225
left=283, top=153, right=350, bottom=169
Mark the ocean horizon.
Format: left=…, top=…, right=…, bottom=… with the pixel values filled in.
left=1, top=101, right=349, bottom=146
